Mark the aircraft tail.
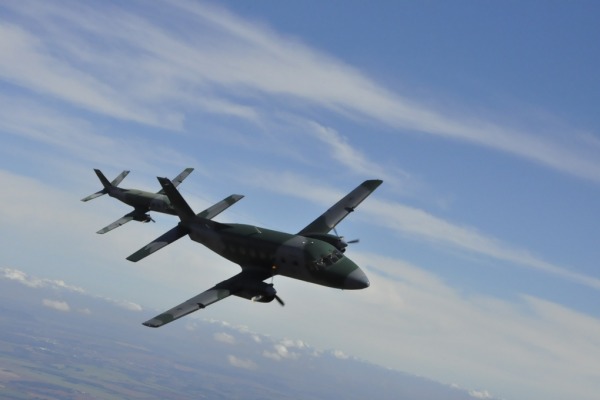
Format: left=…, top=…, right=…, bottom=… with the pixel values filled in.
left=94, top=169, right=113, bottom=190
left=127, top=189, right=243, bottom=262
left=81, top=169, right=130, bottom=202
left=157, top=177, right=196, bottom=223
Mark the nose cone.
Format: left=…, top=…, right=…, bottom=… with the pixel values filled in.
left=344, top=267, right=370, bottom=290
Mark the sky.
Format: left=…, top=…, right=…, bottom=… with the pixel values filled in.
left=1, top=1, right=599, bottom=399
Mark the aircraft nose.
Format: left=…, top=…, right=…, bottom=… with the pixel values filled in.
left=344, top=267, right=370, bottom=289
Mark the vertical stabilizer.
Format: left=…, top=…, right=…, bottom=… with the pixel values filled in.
left=157, top=177, right=196, bottom=223
left=94, top=169, right=113, bottom=190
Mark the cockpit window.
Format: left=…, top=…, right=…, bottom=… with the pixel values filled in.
left=313, top=249, right=344, bottom=269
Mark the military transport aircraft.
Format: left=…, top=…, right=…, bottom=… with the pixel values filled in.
left=82, top=168, right=198, bottom=234
left=126, top=177, right=383, bottom=328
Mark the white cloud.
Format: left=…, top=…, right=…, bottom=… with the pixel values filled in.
left=0, top=3, right=598, bottom=399
left=214, top=332, right=236, bottom=345
left=332, top=350, right=349, bottom=360
left=113, top=300, right=143, bottom=312
left=343, top=252, right=600, bottom=400
left=306, top=122, right=402, bottom=184
left=251, top=334, right=262, bottom=343
left=263, top=342, right=301, bottom=361
left=469, top=389, right=494, bottom=399
left=2, top=0, right=599, bottom=181
left=227, top=355, right=257, bottom=370
left=42, top=299, right=70, bottom=312
left=2, top=267, right=85, bottom=293
left=2, top=267, right=142, bottom=313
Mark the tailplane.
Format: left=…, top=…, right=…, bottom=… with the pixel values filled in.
left=81, top=169, right=129, bottom=202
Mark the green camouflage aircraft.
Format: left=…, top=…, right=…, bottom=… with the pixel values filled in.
left=126, top=177, right=383, bottom=328
left=81, top=168, right=203, bottom=234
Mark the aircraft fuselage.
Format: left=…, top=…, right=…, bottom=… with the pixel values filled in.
left=110, top=187, right=175, bottom=215
left=187, top=222, right=369, bottom=290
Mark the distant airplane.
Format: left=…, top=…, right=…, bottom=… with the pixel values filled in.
left=127, top=177, right=383, bottom=327
left=81, top=168, right=203, bottom=234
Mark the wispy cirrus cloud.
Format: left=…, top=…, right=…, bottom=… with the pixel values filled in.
left=1, top=0, right=599, bottom=181
left=344, top=251, right=600, bottom=400
left=245, top=171, right=600, bottom=291
left=306, top=121, right=406, bottom=185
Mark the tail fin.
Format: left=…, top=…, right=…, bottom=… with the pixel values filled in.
left=157, top=177, right=196, bottom=223
left=81, top=169, right=129, bottom=202
left=94, top=169, right=113, bottom=189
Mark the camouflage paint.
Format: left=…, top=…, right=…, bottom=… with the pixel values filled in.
left=125, top=177, right=383, bottom=327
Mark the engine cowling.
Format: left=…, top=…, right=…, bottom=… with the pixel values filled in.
left=303, top=233, right=347, bottom=252
left=234, top=281, right=283, bottom=305
left=133, top=213, right=153, bottom=223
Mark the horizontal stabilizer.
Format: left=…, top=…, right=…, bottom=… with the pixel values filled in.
left=126, top=225, right=187, bottom=262
left=157, top=167, right=194, bottom=194
left=197, top=194, right=244, bottom=219
left=299, top=179, right=383, bottom=235
left=110, top=170, right=130, bottom=186
left=81, top=190, right=106, bottom=202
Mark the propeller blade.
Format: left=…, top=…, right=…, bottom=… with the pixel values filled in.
left=347, top=239, right=359, bottom=244
left=275, top=295, right=285, bottom=306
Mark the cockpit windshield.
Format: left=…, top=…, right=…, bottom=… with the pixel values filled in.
left=314, top=249, right=344, bottom=269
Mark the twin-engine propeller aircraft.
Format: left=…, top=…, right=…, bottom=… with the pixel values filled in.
left=127, top=177, right=383, bottom=328
left=82, top=168, right=197, bottom=234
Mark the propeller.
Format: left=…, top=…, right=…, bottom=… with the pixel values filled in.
left=333, top=227, right=359, bottom=250
left=274, top=295, right=285, bottom=306
left=270, top=272, right=285, bottom=306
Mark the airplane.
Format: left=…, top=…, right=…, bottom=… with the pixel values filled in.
left=127, top=177, right=383, bottom=328
left=81, top=168, right=198, bottom=234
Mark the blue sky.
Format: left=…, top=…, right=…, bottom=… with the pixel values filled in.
left=1, top=1, right=600, bottom=399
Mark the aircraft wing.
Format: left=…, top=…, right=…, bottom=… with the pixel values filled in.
left=142, top=269, right=269, bottom=328
left=157, top=167, right=193, bottom=194
left=126, top=194, right=243, bottom=262
left=96, top=212, right=136, bottom=234
left=298, top=179, right=383, bottom=235
left=126, top=224, right=187, bottom=261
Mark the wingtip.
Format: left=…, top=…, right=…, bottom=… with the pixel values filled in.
left=364, top=179, right=383, bottom=190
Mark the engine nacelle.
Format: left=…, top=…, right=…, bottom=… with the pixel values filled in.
left=235, top=281, right=278, bottom=303
left=133, top=213, right=153, bottom=223
left=303, top=233, right=347, bottom=252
